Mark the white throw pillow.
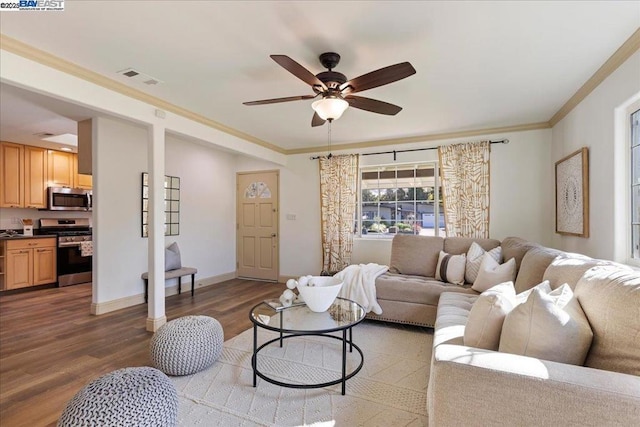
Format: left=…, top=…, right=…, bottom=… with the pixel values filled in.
left=515, top=280, right=552, bottom=304
left=464, top=281, right=517, bottom=350
left=499, top=284, right=593, bottom=365
left=435, top=251, right=466, bottom=285
left=472, top=255, right=516, bottom=292
left=465, top=242, right=502, bottom=283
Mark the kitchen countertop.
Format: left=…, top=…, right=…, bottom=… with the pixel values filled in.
left=0, top=234, right=57, bottom=241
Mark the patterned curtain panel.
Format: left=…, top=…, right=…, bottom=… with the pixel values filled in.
left=319, top=154, right=359, bottom=274
left=438, top=141, right=491, bottom=238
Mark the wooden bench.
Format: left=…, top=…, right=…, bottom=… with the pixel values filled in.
left=141, top=267, right=198, bottom=303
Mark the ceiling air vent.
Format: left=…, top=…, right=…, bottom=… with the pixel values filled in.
left=117, top=68, right=163, bottom=85
left=34, top=132, right=55, bottom=138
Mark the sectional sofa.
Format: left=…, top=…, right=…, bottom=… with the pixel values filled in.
left=366, top=234, right=640, bottom=425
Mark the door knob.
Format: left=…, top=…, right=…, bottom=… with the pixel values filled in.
left=271, top=233, right=277, bottom=237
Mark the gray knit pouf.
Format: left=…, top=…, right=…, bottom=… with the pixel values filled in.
left=57, top=367, right=177, bottom=427
left=150, top=315, right=224, bottom=376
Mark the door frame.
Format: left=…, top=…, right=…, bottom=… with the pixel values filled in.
left=236, top=169, right=280, bottom=281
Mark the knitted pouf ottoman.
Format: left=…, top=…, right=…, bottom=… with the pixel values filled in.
left=57, top=367, right=177, bottom=427
left=150, top=315, right=224, bottom=376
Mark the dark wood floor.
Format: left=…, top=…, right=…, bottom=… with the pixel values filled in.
left=0, top=279, right=285, bottom=427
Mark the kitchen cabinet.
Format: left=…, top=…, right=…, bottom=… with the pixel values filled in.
left=0, top=141, right=24, bottom=208
left=1, top=238, right=57, bottom=290
left=73, top=154, right=92, bottom=190
left=24, top=146, right=48, bottom=208
left=0, top=142, right=48, bottom=208
left=48, top=149, right=74, bottom=188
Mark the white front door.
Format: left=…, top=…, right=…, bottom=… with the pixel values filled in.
left=236, top=171, right=279, bottom=281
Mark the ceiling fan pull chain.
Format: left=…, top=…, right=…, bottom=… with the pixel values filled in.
left=327, top=120, right=332, bottom=159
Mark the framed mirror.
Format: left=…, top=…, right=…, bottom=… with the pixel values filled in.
left=142, top=172, right=180, bottom=237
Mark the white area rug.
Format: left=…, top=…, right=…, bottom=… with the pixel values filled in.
left=172, top=321, right=433, bottom=426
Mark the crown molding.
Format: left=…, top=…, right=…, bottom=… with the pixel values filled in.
left=0, top=34, right=286, bottom=154
left=549, top=27, right=640, bottom=127
left=284, top=122, right=551, bottom=155
left=2, top=28, right=637, bottom=155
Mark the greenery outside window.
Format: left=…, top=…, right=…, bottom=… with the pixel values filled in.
left=357, top=162, right=445, bottom=238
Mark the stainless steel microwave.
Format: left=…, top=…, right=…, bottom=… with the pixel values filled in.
left=47, top=187, right=92, bottom=211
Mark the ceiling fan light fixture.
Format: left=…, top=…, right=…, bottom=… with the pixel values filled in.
left=312, top=97, right=349, bottom=121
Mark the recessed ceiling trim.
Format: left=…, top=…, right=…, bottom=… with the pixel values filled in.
left=285, top=122, right=551, bottom=155
left=0, top=34, right=285, bottom=154
left=549, top=27, right=640, bottom=127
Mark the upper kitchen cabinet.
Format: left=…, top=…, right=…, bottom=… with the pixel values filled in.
left=48, top=149, right=74, bottom=188
left=73, top=154, right=92, bottom=190
left=0, top=141, right=25, bottom=208
left=24, top=146, right=48, bottom=209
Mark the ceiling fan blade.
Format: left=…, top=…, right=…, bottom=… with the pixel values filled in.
left=345, top=95, right=403, bottom=115
left=311, top=112, right=326, bottom=127
left=340, top=62, right=416, bottom=95
left=271, top=55, right=327, bottom=91
left=243, top=95, right=316, bottom=106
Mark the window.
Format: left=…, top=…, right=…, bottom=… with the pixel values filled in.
left=357, top=162, right=444, bottom=237
left=631, top=107, right=640, bottom=259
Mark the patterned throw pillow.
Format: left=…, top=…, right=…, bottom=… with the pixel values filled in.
left=435, top=251, right=466, bottom=285
left=465, top=242, right=502, bottom=284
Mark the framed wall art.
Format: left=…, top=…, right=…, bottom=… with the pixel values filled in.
left=555, top=147, right=589, bottom=237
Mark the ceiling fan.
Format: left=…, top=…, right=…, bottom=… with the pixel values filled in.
left=243, top=52, right=416, bottom=127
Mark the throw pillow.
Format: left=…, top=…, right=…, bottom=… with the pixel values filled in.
left=472, top=255, right=516, bottom=292
left=499, top=284, right=593, bottom=365
left=464, top=281, right=517, bottom=350
left=465, top=242, right=502, bottom=284
left=515, top=280, right=552, bottom=304
left=435, top=251, right=466, bottom=285
left=165, top=242, right=182, bottom=271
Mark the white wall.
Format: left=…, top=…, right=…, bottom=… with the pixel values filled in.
left=92, top=117, right=238, bottom=304
left=551, top=50, right=640, bottom=261
left=237, top=128, right=553, bottom=276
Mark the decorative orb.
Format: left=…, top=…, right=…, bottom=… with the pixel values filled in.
left=297, top=276, right=343, bottom=312
left=298, top=276, right=308, bottom=286
left=286, top=279, right=298, bottom=289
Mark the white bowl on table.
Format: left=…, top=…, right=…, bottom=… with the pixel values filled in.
left=297, top=276, right=343, bottom=312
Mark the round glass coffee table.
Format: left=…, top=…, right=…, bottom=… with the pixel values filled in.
left=249, top=297, right=366, bottom=395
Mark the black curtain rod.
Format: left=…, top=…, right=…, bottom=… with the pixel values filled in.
left=309, top=139, right=510, bottom=160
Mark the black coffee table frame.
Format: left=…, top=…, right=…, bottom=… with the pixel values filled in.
left=250, top=298, right=365, bottom=395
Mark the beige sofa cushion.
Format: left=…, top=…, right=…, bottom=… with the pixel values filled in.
left=499, top=284, right=593, bottom=365
left=464, top=281, right=516, bottom=350
left=501, top=236, right=539, bottom=272
left=514, top=246, right=565, bottom=293
left=388, top=234, right=443, bottom=277
left=375, top=272, right=477, bottom=306
left=576, top=266, right=640, bottom=376
left=443, top=237, right=500, bottom=256
left=543, top=255, right=631, bottom=290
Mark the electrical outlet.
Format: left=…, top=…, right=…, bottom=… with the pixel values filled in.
left=286, top=214, right=296, bottom=220
left=12, top=217, right=21, bottom=225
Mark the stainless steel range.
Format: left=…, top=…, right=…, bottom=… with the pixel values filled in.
left=39, top=218, right=92, bottom=287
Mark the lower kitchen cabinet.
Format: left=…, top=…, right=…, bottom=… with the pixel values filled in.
left=1, top=238, right=57, bottom=290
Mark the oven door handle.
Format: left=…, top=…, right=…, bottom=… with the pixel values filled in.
left=58, top=241, right=85, bottom=248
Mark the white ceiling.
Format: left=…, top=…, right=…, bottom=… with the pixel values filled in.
left=1, top=1, right=639, bottom=153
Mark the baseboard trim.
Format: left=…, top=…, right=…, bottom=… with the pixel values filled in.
left=278, top=275, right=298, bottom=283
left=91, top=271, right=237, bottom=315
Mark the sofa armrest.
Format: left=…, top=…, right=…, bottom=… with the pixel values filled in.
left=428, top=344, right=640, bottom=426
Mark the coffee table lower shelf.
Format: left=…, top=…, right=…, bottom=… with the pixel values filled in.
left=251, top=331, right=364, bottom=396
